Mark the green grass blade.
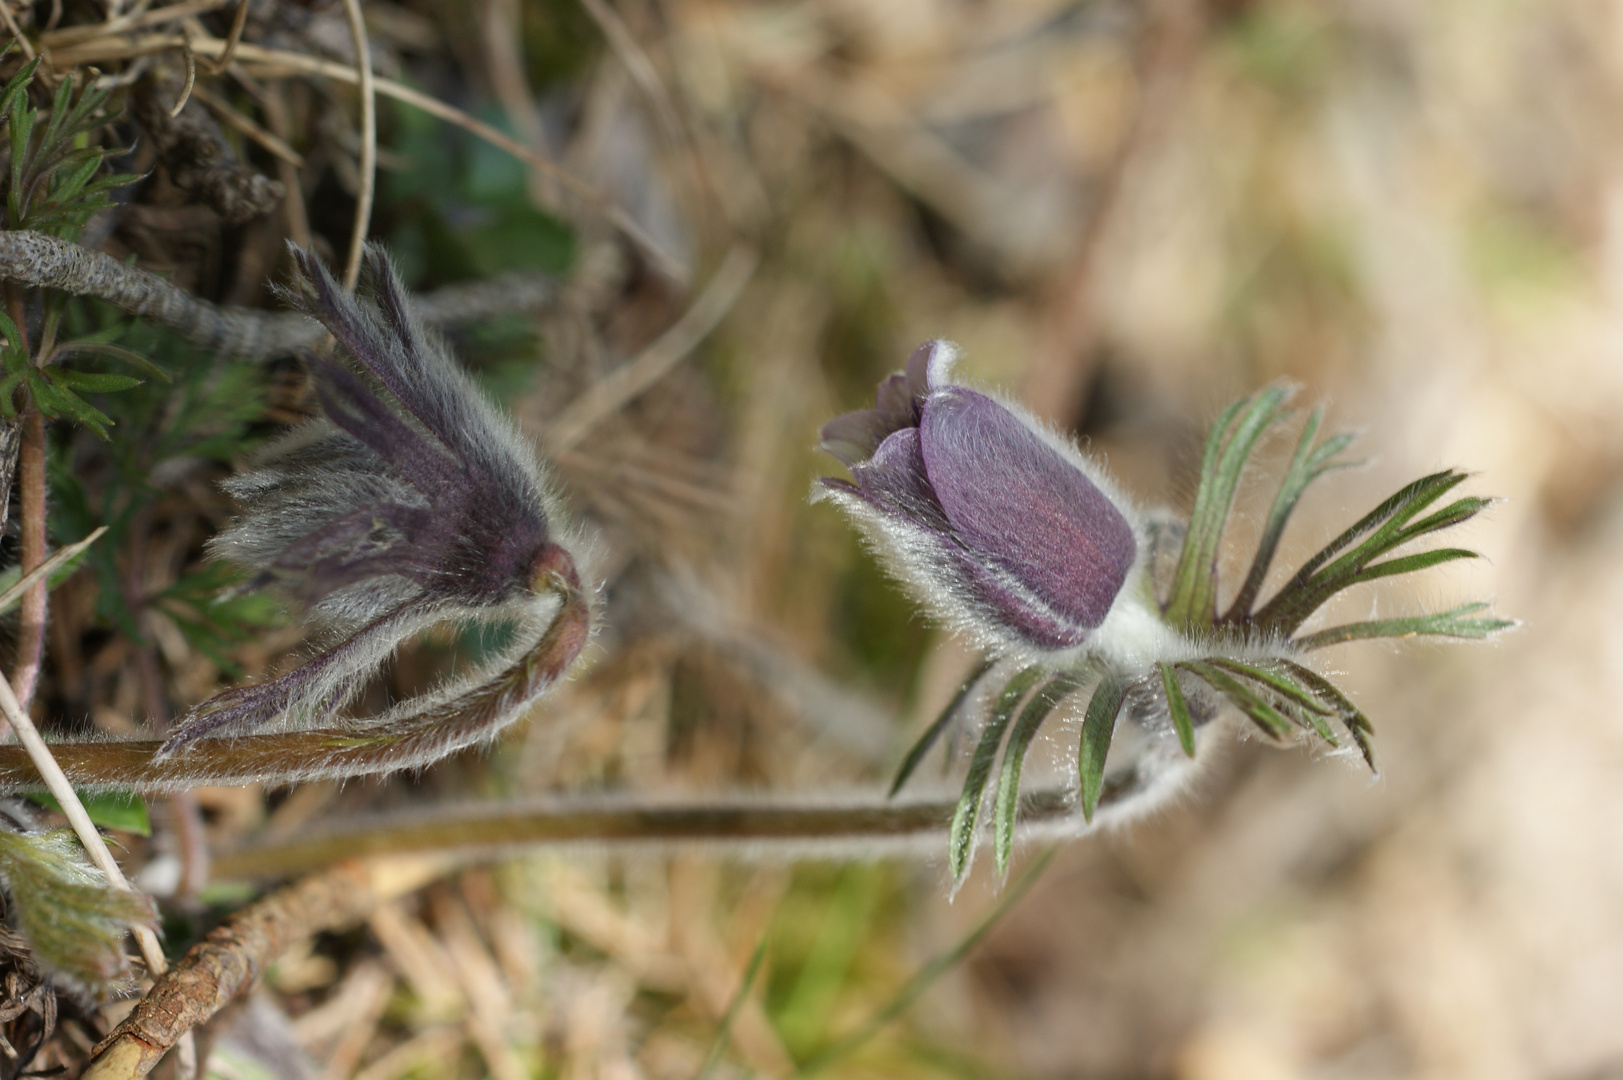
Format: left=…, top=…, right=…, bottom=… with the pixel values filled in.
left=1159, top=662, right=1197, bottom=757
left=993, top=671, right=1084, bottom=875
left=797, top=849, right=1057, bottom=1077
left=949, top=666, right=1043, bottom=879
left=1077, top=671, right=1127, bottom=822
left=1294, top=602, right=1516, bottom=650
left=1275, top=659, right=1378, bottom=771
left=890, top=658, right=994, bottom=797
left=695, top=937, right=769, bottom=1080
left=1181, top=661, right=1295, bottom=739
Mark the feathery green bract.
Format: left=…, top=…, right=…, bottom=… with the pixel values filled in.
left=949, top=666, right=1043, bottom=879
left=993, top=671, right=1084, bottom=874
left=1294, top=601, right=1515, bottom=650
left=1164, top=387, right=1292, bottom=631
left=1077, top=671, right=1126, bottom=822
left=0, top=828, right=155, bottom=997
left=1159, top=662, right=1197, bottom=757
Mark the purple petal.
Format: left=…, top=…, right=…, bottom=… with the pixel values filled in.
left=839, top=428, right=1104, bottom=649
left=920, top=388, right=1136, bottom=634
left=851, top=427, right=951, bottom=530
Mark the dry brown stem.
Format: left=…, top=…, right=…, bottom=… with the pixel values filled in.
left=0, top=231, right=559, bottom=358
left=82, top=857, right=453, bottom=1080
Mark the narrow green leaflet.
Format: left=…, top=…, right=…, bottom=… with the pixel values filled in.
left=1165, top=388, right=1292, bottom=630
left=1159, top=662, right=1197, bottom=757
left=1181, top=661, right=1296, bottom=739
left=1078, top=671, right=1126, bottom=822
left=1223, top=408, right=1360, bottom=622
left=1295, top=601, right=1516, bottom=651
left=1276, top=658, right=1379, bottom=771
left=949, top=666, right=1043, bottom=879
left=992, top=671, right=1083, bottom=874
left=1203, top=656, right=1339, bottom=744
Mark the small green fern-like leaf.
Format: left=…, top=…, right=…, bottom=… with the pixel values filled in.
left=949, top=666, right=1043, bottom=879
left=0, top=828, right=155, bottom=997
left=993, top=671, right=1084, bottom=875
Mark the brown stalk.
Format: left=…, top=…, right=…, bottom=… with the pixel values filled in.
left=81, top=856, right=455, bottom=1080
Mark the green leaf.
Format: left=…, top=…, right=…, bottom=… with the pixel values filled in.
left=26, top=790, right=151, bottom=836
left=1252, top=471, right=1478, bottom=634
left=46, top=340, right=171, bottom=381
left=1276, top=659, right=1378, bottom=771
left=1077, top=671, right=1126, bottom=822
left=0, top=828, right=155, bottom=995
left=1165, top=386, right=1293, bottom=631
left=1294, top=601, right=1517, bottom=650
left=890, top=658, right=993, bottom=797
left=1181, top=661, right=1296, bottom=740
left=949, top=666, right=1043, bottom=880
left=1203, top=656, right=1339, bottom=744
left=1223, top=409, right=1361, bottom=621
left=0, top=57, right=41, bottom=123
left=1159, top=661, right=1197, bottom=757
left=51, top=369, right=143, bottom=393
left=0, top=306, right=23, bottom=354
left=993, top=671, right=1084, bottom=875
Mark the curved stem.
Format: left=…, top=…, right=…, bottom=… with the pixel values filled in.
left=0, top=589, right=592, bottom=792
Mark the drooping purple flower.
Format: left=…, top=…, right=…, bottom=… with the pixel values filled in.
left=818, top=341, right=1139, bottom=654
left=162, top=246, right=582, bottom=754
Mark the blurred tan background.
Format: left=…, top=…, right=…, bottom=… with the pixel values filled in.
left=532, top=1, right=1623, bottom=1077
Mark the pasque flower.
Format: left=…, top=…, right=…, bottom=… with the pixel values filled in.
left=162, top=246, right=586, bottom=755
left=818, top=340, right=1142, bottom=656
left=821, top=342, right=1511, bottom=879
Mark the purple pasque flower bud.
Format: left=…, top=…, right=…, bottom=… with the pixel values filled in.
left=161, top=246, right=584, bottom=754
left=818, top=341, right=1141, bottom=656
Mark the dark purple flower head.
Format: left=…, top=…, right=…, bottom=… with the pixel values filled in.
left=818, top=341, right=1140, bottom=654
left=163, top=246, right=583, bottom=753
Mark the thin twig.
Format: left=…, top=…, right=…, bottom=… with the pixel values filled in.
left=44, top=32, right=688, bottom=280
left=201, top=0, right=248, bottom=74
left=168, top=40, right=196, bottom=116
left=190, top=84, right=304, bottom=166
left=0, top=231, right=561, bottom=357
left=545, top=245, right=756, bottom=455
left=0, top=1, right=37, bottom=60
left=0, top=525, right=107, bottom=615
left=337, top=0, right=375, bottom=291
left=39, top=0, right=227, bottom=46
left=82, top=856, right=455, bottom=1080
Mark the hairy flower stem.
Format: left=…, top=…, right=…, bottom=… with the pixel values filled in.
left=211, top=789, right=1090, bottom=880
left=0, top=588, right=591, bottom=791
